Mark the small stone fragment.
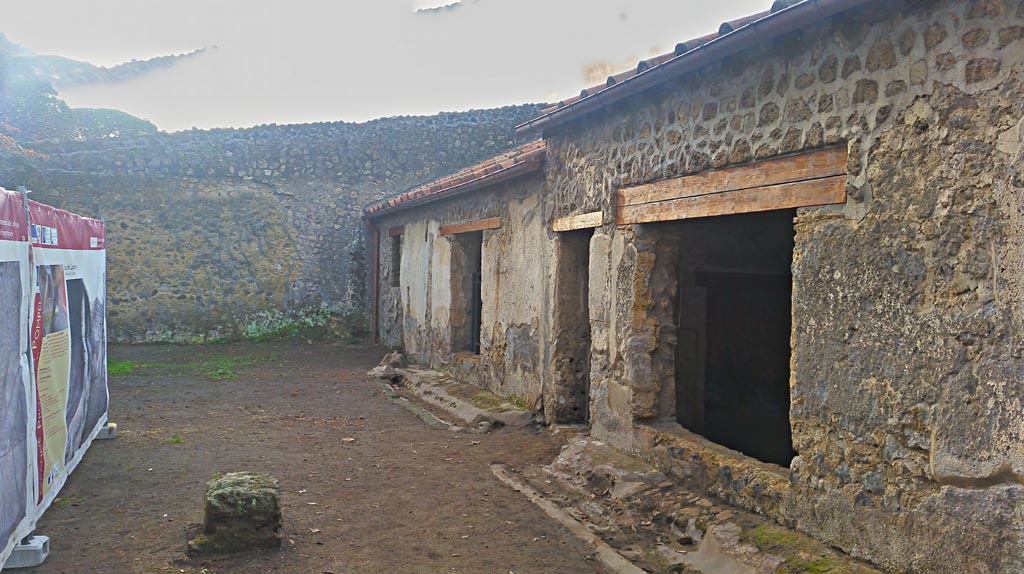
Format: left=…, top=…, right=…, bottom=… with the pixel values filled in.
left=367, top=351, right=405, bottom=379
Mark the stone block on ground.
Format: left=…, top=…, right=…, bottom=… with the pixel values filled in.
left=188, top=472, right=282, bottom=555
left=367, top=351, right=405, bottom=379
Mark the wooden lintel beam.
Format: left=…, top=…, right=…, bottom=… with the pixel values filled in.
left=617, top=146, right=848, bottom=209
left=552, top=211, right=603, bottom=232
left=440, top=217, right=501, bottom=236
left=388, top=225, right=405, bottom=237
left=617, top=175, right=847, bottom=225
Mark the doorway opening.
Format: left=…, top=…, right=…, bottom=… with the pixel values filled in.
left=450, top=231, right=483, bottom=354
left=672, top=209, right=796, bottom=467
left=549, top=228, right=593, bottom=423
left=389, top=235, right=402, bottom=287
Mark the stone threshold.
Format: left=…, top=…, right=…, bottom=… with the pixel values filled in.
left=633, top=422, right=792, bottom=524
left=393, top=367, right=536, bottom=428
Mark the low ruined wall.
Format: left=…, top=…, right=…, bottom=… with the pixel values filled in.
left=545, top=1, right=1024, bottom=572
left=0, top=105, right=545, bottom=341
left=373, top=172, right=553, bottom=409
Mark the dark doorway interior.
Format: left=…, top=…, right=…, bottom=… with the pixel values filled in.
left=550, top=228, right=593, bottom=423
left=469, top=269, right=482, bottom=354
left=673, top=209, right=796, bottom=467
left=389, top=235, right=402, bottom=287
left=451, top=231, right=483, bottom=354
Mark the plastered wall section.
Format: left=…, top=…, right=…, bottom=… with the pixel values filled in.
left=544, top=1, right=1024, bottom=572
left=375, top=172, right=553, bottom=408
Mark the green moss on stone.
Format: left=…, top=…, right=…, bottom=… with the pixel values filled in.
left=746, top=524, right=805, bottom=550
left=468, top=391, right=509, bottom=411
left=744, top=525, right=843, bottom=573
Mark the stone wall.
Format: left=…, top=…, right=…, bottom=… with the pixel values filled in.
left=543, top=0, right=1024, bottom=572
left=373, top=172, right=554, bottom=409
left=0, top=105, right=545, bottom=341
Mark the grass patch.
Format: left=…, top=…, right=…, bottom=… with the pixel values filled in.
left=167, top=435, right=184, bottom=444
left=108, top=355, right=260, bottom=381
left=108, top=359, right=138, bottom=376
left=199, top=356, right=255, bottom=381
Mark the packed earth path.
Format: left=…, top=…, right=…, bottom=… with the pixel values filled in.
left=30, top=342, right=610, bottom=574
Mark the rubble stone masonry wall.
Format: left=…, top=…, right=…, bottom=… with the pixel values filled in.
left=544, top=1, right=1024, bottom=571
left=0, top=105, right=544, bottom=342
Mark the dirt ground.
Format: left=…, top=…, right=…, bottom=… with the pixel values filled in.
left=28, top=342, right=608, bottom=574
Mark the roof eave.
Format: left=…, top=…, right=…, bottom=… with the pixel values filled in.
left=364, top=156, right=544, bottom=220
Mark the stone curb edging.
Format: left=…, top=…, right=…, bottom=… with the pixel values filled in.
left=395, top=368, right=534, bottom=428
left=489, top=463, right=647, bottom=574
left=374, top=379, right=453, bottom=431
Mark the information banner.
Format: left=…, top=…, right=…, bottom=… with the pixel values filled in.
left=0, top=188, right=107, bottom=565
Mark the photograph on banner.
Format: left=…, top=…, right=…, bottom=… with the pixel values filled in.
left=64, top=274, right=107, bottom=460
left=84, top=278, right=108, bottom=452
left=0, top=259, right=29, bottom=550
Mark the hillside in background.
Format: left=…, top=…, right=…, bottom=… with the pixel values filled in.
left=0, top=33, right=208, bottom=145
left=10, top=46, right=210, bottom=89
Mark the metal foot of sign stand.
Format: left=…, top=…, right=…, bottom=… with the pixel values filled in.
left=3, top=535, right=50, bottom=569
left=95, top=422, right=118, bottom=440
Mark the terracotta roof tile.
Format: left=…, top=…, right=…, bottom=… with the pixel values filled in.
left=364, top=139, right=545, bottom=217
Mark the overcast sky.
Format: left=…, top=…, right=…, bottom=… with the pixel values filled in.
left=4, top=0, right=769, bottom=132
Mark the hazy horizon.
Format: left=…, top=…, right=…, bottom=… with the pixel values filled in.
left=4, top=0, right=769, bottom=132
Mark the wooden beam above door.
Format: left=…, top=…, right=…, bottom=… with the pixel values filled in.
left=440, top=217, right=501, bottom=236
left=552, top=210, right=603, bottom=232
left=620, top=176, right=846, bottom=224
left=616, top=146, right=848, bottom=225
